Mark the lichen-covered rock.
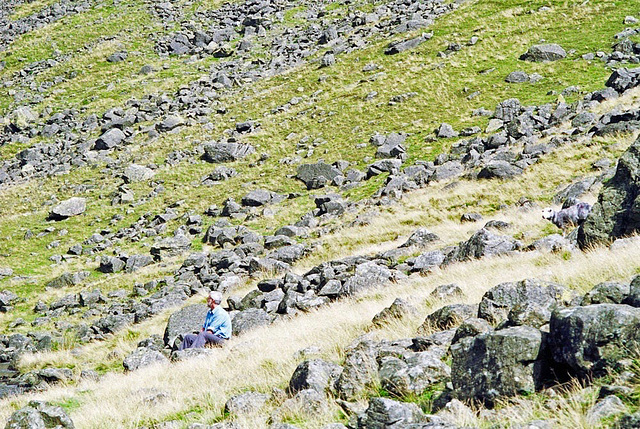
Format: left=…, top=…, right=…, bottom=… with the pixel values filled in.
left=123, top=348, right=169, bottom=371
left=421, top=304, right=477, bottom=331
left=289, top=359, right=342, bottom=394
left=335, top=337, right=379, bottom=400
left=452, top=326, right=548, bottom=404
left=582, top=282, right=630, bottom=305
left=224, top=391, right=270, bottom=415
left=478, top=278, right=571, bottom=325
left=549, top=304, right=640, bottom=377
left=372, top=298, right=418, bottom=326
left=356, top=397, right=432, bottom=428
left=520, top=44, right=567, bottom=62
left=232, top=308, right=275, bottom=336
left=5, top=400, right=74, bottom=428
left=579, top=135, right=640, bottom=248
left=163, top=304, right=208, bottom=348
left=378, top=351, right=450, bottom=397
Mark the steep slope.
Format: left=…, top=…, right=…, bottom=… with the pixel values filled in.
left=1, top=0, right=640, bottom=427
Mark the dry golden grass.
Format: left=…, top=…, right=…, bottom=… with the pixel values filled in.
left=2, top=228, right=639, bottom=427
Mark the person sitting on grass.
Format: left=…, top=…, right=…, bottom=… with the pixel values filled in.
left=179, top=291, right=232, bottom=350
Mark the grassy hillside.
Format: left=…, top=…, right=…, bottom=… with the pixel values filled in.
left=0, top=0, right=640, bottom=427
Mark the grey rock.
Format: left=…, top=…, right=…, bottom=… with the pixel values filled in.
left=5, top=400, right=74, bottom=428
left=478, top=160, right=524, bottom=179
left=336, top=337, right=379, bottom=400
left=94, top=128, right=125, bottom=150
left=550, top=304, right=640, bottom=376
left=385, top=33, right=432, bottom=55
left=50, top=198, right=86, bottom=220
left=378, top=352, right=451, bottom=397
left=123, top=164, right=155, bottom=183
left=506, top=71, right=529, bottom=83
left=429, top=283, right=464, bottom=300
left=224, top=391, right=269, bottom=415
left=421, top=304, right=477, bottom=331
left=436, top=123, right=458, bottom=138
left=582, top=282, right=630, bottom=305
left=232, top=308, right=275, bottom=336
left=478, top=278, right=570, bottom=325
left=289, top=359, right=342, bottom=394
left=412, top=251, right=445, bottom=272
left=296, top=163, right=343, bottom=189
left=46, top=271, right=89, bottom=288
left=357, top=397, right=429, bottom=428
left=342, top=262, right=392, bottom=296
left=163, top=304, right=208, bottom=348
left=157, top=115, right=185, bottom=132
left=448, top=228, right=521, bottom=264
left=123, top=348, right=169, bottom=371
left=451, top=326, right=547, bottom=404
left=586, top=395, right=626, bottom=425
left=579, top=135, right=640, bottom=248
left=272, top=389, right=328, bottom=421
left=203, top=143, right=255, bottom=163
left=400, top=228, right=439, bottom=248
left=521, top=44, right=567, bottom=62
left=372, top=298, right=418, bottom=326
left=452, top=318, right=493, bottom=344
left=605, top=67, right=640, bottom=93
left=99, top=256, right=125, bottom=273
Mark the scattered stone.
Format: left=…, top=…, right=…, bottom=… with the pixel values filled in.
left=50, top=198, right=86, bottom=220
left=520, top=44, right=567, bottom=62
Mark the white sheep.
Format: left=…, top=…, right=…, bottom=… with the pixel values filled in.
left=542, top=202, right=592, bottom=235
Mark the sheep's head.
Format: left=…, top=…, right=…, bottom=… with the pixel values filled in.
left=541, top=207, right=555, bottom=220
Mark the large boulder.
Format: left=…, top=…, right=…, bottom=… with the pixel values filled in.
left=451, top=326, right=548, bottom=404
left=335, top=337, right=379, bottom=400
left=478, top=278, right=572, bottom=325
left=296, top=163, right=343, bottom=189
left=5, top=400, right=74, bottom=428
left=549, top=304, right=640, bottom=377
left=123, top=348, right=169, bottom=371
left=163, top=304, right=208, bottom=348
left=605, top=67, right=640, bottom=94
left=224, top=391, right=270, bottom=415
left=123, top=164, right=155, bottom=183
left=356, top=397, right=431, bottom=428
left=289, top=359, right=342, bottom=394
left=203, top=143, right=255, bottom=163
left=378, top=351, right=451, bottom=397
left=579, top=135, right=640, bottom=248
left=520, top=44, right=567, bottom=62
left=447, top=228, right=521, bottom=263
left=341, top=262, right=392, bottom=296
left=232, top=308, right=275, bottom=336
left=50, top=198, right=86, bottom=220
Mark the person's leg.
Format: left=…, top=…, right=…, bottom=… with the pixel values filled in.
left=179, top=333, right=197, bottom=350
left=202, top=331, right=226, bottom=347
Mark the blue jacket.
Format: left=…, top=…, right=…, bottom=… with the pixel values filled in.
left=203, top=306, right=232, bottom=339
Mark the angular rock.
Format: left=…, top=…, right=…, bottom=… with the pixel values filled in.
left=356, top=397, right=429, bottom=428
left=549, top=304, right=640, bottom=377
left=94, top=128, right=125, bottom=150
left=296, top=163, right=343, bottom=190
left=232, top=308, right=275, bottom=336
left=385, top=33, right=432, bottom=55
left=123, top=348, right=169, bottom=371
left=5, top=400, right=74, bottom=429
left=163, top=304, right=209, bottom=348
left=478, top=278, right=570, bottom=325
left=579, top=135, right=640, bottom=248
left=225, top=391, right=269, bottom=415
left=203, top=143, right=255, bottom=163
left=451, top=326, right=548, bottom=404
left=521, top=44, right=567, bottom=62
left=123, top=164, right=155, bottom=183
left=289, top=359, right=342, bottom=394
left=372, top=298, right=418, bottom=326
left=50, top=198, right=86, bottom=220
